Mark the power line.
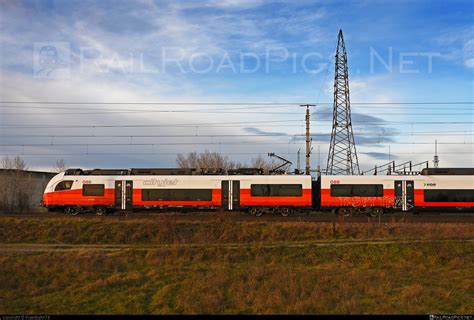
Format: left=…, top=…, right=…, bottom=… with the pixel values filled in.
left=0, top=120, right=302, bottom=128
left=1, top=132, right=472, bottom=138
left=1, top=121, right=473, bottom=128
left=1, top=109, right=472, bottom=115
left=1, top=142, right=472, bottom=147
left=1, top=105, right=473, bottom=111
left=0, top=152, right=471, bottom=156
left=1, top=105, right=472, bottom=112
left=1, top=101, right=472, bottom=105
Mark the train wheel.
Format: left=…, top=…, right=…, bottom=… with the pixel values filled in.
left=249, top=207, right=263, bottom=217
left=65, top=206, right=78, bottom=216
left=369, top=207, right=383, bottom=217
left=337, top=208, right=351, bottom=217
left=95, top=206, right=107, bottom=216
left=280, top=207, right=291, bottom=217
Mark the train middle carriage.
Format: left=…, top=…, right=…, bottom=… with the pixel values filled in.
left=43, top=170, right=313, bottom=214
left=320, top=170, right=474, bottom=213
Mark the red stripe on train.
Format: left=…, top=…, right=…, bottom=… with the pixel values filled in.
left=44, top=188, right=313, bottom=207
left=43, top=189, right=115, bottom=206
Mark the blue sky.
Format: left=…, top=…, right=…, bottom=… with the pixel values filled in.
left=0, top=0, right=473, bottom=172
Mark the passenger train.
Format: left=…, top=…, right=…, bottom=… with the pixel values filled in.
left=42, top=167, right=474, bottom=216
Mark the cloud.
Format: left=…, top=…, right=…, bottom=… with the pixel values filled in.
left=0, top=1, right=472, bottom=171
left=207, top=0, right=265, bottom=9
left=243, top=127, right=288, bottom=136
left=463, top=38, right=474, bottom=69
left=363, top=152, right=397, bottom=161
left=433, top=25, right=474, bottom=70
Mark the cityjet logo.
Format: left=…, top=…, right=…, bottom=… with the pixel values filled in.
left=143, top=178, right=179, bottom=187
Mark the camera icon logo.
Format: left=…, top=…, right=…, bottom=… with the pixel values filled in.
left=34, top=42, right=70, bottom=78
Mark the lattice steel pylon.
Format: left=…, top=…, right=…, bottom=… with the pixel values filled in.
left=326, top=29, right=360, bottom=175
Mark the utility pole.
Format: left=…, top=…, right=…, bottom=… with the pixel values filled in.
left=297, top=148, right=301, bottom=174
left=300, top=104, right=316, bottom=175
left=433, top=139, right=439, bottom=168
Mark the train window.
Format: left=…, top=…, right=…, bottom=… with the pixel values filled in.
left=55, top=180, right=73, bottom=191
left=424, top=190, right=474, bottom=202
left=250, top=184, right=302, bottom=197
left=250, top=184, right=269, bottom=196
left=331, top=184, right=384, bottom=197
left=330, top=185, right=352, bottom=197
left=82, top=184, right=105, bottom=196
left=142, top=189, right=212, bottom=201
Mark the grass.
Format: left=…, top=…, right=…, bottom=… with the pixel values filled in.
left=0, top=215, right=473, bottom=314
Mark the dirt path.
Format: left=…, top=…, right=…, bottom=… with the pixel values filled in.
left=1, top=238, right=472, bottom=252
left=2, top=211, right=474, bottom=223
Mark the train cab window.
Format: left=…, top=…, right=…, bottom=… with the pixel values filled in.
left=250, top=184, right=302, bottom=197
left=331, top=184, right=383, bottom=197
left=82, top=184, right=105, bottom=196
left=55, top=180, right=73, bottom=191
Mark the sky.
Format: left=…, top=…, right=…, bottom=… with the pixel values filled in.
left=0, top=0, right=473, bottom=173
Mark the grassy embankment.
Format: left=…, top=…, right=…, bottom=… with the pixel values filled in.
left=0, top=215, right=473, bottom=314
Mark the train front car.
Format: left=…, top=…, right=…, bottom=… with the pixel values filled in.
left=43, top=168, right=313, bottom=216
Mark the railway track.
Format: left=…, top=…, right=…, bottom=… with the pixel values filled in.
left=1, top=211, right=473, bottom=223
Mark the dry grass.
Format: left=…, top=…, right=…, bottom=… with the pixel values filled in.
left=0, top=216, right=472, bottom=245
left=0, top=216, right=473, bottom=314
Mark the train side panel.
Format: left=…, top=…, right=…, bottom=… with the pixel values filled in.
left=320, top=175, right=474, bottom=211
left=414, top=175, right=474, bottom=209
left=320, top=176, right=395, bottom=209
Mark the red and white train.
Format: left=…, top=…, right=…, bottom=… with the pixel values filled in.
left=43, top=167, right=474, bottom=215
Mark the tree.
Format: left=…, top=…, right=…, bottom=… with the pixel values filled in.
left=250, top=155, right=277, bottom=174
left=176, top=151, right=280, bottom=174
left=0, top=156, right=33, bottom=213
left=54, top=158, right=67, bottom=173
left=176, top=150, right=239, bottom=171
left=0, top=156, right=13, bottom=212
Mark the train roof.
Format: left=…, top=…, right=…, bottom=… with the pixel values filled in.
left=420, top=168, right=474, bottom=175
left=64, top=167, right=272, bottom=176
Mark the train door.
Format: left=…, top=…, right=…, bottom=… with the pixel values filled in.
left=232, top=181, right=240, bottom=210
left=394, top=180, right=414, bottom=211
left=221, top=180, right=240, bottom=210
left=114, top=180, right=133, bottom=210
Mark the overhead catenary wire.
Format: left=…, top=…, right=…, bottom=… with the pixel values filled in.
left=0, top=152, right=471, bottom=156
left=0, top=100, right=472, bottom=163
left=1, top=132, right=473, bottom=138
left=1, top=121, right=474, bottom=128
left=1, top=101, right=472, bottom=105
left=1, top=142, right=472, bottom=147
left=1, top=110, right=472, bottom=115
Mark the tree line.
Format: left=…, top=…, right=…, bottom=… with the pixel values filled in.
left=176, top=150, right=276, bottom=174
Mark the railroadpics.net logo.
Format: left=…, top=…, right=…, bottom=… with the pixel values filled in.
left=33, top=42, right=70, bottom=79
left=32, top=41, right=440, bottom=77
